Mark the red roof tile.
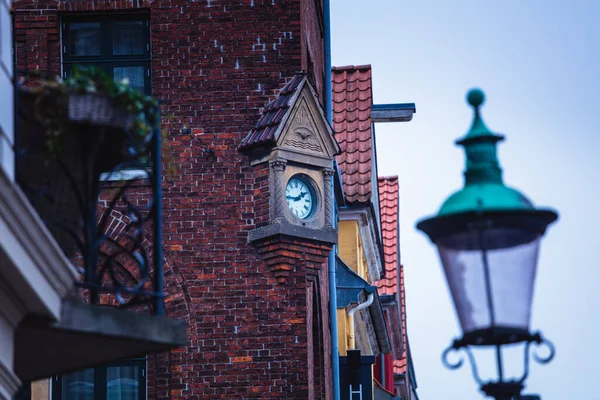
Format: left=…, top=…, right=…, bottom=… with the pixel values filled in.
left=332, top=65, right=373, bottom=204
left=374, top=176, right=408, bottom=375
left=376, top=176, right=399, bottom=295
left=238, top=73, right=306, bottom=151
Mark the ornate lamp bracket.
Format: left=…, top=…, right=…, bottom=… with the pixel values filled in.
left=442, top=332, right=555, bottom=400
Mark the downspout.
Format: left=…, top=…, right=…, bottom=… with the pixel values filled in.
left=347, top=293, right=374, bottom=350
left=328, top=182, right=341, bottom=400
left=324, top=0, right=332, bottom=122
left=324, top=1, right=339, bottom=399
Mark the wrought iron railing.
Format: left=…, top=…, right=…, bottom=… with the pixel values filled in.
left=14, top=71, right=164, bottom=314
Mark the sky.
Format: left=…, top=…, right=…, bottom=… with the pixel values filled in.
left=331, top=1, right=600, bottom=399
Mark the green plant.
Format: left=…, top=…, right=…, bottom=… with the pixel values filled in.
left=27, top=65, right=160, bottom=157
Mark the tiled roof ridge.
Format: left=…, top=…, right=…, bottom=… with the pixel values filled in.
left=332, top=64, right=372, bottom=72
left=238, top=73, right=307, bottom=151
left=264, top=73, right=305, bottom=109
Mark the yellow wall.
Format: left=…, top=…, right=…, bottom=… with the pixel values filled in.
left=337, top=308, right=348, bottom=356
left=31, top=379, right=50, bottom=400
left=338, top=220, right=359, bottom=273
left=338, top=220, right=369, bottom=280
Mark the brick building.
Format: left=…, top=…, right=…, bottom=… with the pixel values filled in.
left=14, top=0, right=337, bottom=398
left=12, top=1, right=421, bottom=399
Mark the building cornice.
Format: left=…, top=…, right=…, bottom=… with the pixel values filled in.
left=339, top=207, right=383, bottom=281
left=0, top=360, right=20, bottom=400
left=0, top=169, right=77, bottom=321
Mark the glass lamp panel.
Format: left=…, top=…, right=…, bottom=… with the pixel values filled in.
left=68, top=23, right=101, bottom=56
left=437, top=228, right=540, bottom=335
left=111, top=21, right=145, bottom=55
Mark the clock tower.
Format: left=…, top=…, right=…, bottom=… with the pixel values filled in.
left=240, top=73, right=340, bottom=282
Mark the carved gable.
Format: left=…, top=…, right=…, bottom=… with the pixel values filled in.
left=276, top=83, right=340, bottom=160
left=282, top=101, right=324, bottom=154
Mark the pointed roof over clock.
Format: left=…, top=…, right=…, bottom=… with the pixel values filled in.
left=239, top=73, right=340, bottom=159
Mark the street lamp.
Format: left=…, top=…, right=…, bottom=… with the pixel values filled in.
left=417, top=89, right=558, bottom=400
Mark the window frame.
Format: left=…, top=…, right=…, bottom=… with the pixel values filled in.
left=61, top=13, right=153, bottom=180
left=52, top=358, right=147, bottom=400
left=61, top=13, right=152, bottom=95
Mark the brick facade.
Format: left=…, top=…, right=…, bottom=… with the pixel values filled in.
left=13, top=0, right=330, bottom=398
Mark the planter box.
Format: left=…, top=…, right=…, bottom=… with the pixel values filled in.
left=68, top=93, right=135, bottom=132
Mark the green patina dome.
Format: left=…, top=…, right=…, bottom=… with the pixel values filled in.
left=417, top=89, right=557, bottom=242
left=437, top=88, right=535, bottom=216
left=438, top=183, right=533, bottom=216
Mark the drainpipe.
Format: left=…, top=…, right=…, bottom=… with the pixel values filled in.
left=324, top=0, right=332, bottom=123
left=328, top=207, right=340, bottom=400
left=324, top=1, right=339, bottom=399
left=347, top=293, right=374, bottom=350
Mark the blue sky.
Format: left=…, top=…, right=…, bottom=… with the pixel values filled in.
left=331, top=1, right=600, bottom=399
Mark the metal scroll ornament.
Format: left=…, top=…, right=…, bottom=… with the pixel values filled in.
left=15, top=71, right=165, bottom=314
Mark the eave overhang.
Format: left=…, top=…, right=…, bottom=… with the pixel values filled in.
left=14, top=299, right=187, bottom=382
left=372, top=103, right=416, bottom=123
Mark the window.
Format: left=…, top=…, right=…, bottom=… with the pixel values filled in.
left=52, top=359, right=146, bottom=400
left=62, top=14, right=152, bottom=180
left=62, top=14, right=151, bottom=95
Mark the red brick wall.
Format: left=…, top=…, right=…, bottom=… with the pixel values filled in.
left=300, top=0, right=325, bottom=102
left=14, top=0, right=330, bottom=398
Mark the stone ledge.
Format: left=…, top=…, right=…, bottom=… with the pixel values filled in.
left=14, top=299, right=187, bottom=382
left=248, top=221, right=337, bottom=245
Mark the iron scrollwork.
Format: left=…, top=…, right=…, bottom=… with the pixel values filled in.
left=442, top=332, right=555, bottom=400
left=15, top=71, right=164, bottom=314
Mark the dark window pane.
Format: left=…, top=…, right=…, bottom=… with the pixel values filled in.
left=69, top=23, right=101, bottom=56
left=111, top=21, right=145, bottom=55
left=61, top=368, right=94, bottom=400
left=107, top=366, right=140, bottom=400
left=113, top=66, right=145, bottom=93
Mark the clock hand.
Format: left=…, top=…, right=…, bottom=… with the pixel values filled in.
left=286, top=194, right=303, bottom=201
left=299, top=191, right=309, bottom=198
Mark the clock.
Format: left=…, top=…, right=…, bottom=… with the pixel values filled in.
left=285, top=176, right=316, bottom=219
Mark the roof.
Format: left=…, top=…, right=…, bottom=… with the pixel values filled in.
left=376, top=176, right=399, bottom=295
left=238, top=73, right=306, bottom=151
left=373, top=176, right=408, bottom=375
left=332, top=65, right=374, bottom=205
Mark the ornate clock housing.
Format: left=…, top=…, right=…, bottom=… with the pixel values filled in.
left=244, top=74, right=340, bottom=245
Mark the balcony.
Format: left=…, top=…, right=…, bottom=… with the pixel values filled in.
left=4, top=69, right=186, bottom=385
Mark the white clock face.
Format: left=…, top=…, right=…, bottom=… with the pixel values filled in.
left=286, top=177, right=315, bottom=219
